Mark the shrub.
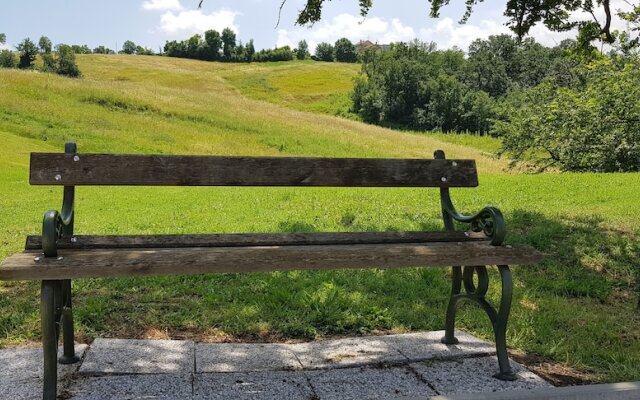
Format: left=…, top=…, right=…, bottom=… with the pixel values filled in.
left=494, top=59, right=640, bottom=172
left=0, top=50, right=16, bottom=68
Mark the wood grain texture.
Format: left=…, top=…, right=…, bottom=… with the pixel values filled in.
left=1, top=242, right=543, bottom=281
left=29, top=154, right=478, bottom=187
left=25, top=231, right=488, bottom=250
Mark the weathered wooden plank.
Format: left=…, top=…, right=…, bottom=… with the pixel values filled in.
left=1, top=243, right=543, bottom=281
left=24, top=231, right=488, bottom=250
left=29, top=154, right=478, bottom=187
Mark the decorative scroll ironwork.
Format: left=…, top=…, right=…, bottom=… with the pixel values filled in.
left=434, top=150, right=506, bottom=246
left=41, top=142, right=76, bottom=257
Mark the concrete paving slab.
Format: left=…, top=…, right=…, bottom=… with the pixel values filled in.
left=306, top=365, right=437, bottom=399
left=196, top=343, right=301, bottom=372
left=291, top=335, right=407, bottom=369
left=388, top=330, right=495, bottom=362
left=68, top=374, right=192, bottom=400
left=80, top=338, right=194, bottom=375
left=429, top=381, right=640, bottom=400
left=194, top=371, right=312, bottom=400
left=0, top=343, right=88, bottom=400
left=411, top=356, right=551, bottom=395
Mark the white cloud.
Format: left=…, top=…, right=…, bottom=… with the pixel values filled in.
left=142, top=0, right=184, bottom=12
left=277, top=13, right=416, bottom=52
left=159, top=9, right=240, bottom=35
left=419, top=18, right=510, bottom=50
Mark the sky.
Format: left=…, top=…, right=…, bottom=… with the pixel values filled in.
left=0, top=0, right=633, bottom=53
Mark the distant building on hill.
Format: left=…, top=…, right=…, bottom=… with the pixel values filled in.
left=355, top=40, right=391, bottom=53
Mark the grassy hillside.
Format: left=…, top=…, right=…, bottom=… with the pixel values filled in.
left=0, top=55, right=638, bottom=383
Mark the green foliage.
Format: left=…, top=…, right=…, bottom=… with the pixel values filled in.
left=222, top=27, right=236, bottom=59
left=203, top=29, right=222, bottom=60
left=70, top=44, right=92, bottom=54
left=122, top=40, right=137, bottom=55
left=93, top=46, right=115, bottom=55
left=56, top=44, right=81, bottom=78
left=246, top=39, right=255, bottom=62
left=334, top=37, right=357, bottom=62
left=352, top=41, right=495, bottom=133
left=41, top=52, right=57, bottom=72
left=494, top=59, right=640, bottom=172
left=38, top=36, right=52, bottom=53
left=0, top=32, right=6, bottom=45
left=296, top=40, right=309, bottom=60
left=253, top=46, right=294, bottom=62
left=315, top=42, right=334, bottom=62
left=16, top=38, right=38, bottom=69
left=0, top=50, right=16, bottom=68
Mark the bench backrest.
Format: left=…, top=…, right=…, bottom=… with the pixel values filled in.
left=30, top=153, right=478, bottom=187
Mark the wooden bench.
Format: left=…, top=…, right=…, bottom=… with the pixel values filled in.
left=0, top=142, right=543, bottom=399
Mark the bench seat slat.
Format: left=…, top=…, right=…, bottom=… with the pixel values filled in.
left=1, top=242, right=543, bottom=281
left=24, top=231, right=488, bottom=250
left=29, top=154, right=478, bottom=187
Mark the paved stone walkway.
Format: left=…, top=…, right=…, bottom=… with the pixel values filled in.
left=0, top=330, right=551, bottom=399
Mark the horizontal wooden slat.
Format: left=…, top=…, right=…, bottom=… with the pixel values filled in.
left=29, top=154, right=478, bottom=187
left=24, top=231, right=488, bottom=250
left=1, top=243, right=543, bottom=281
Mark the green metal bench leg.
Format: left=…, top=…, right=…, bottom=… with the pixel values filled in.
left=41, top=280, right=61, bottom=400
left=441, top=265, right=462, bottom=345
left=493, top=265, right=516, bottom=381
left=58, top=279, right=80, bottom=364
left=440, top=265, right=517, bottom=381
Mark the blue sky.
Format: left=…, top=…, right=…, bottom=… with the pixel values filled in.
left=0, top=0, right=623, bottom=53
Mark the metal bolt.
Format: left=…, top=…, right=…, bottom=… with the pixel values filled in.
left=54, top=174, right=62, bottom=181
left=441, top=177, right=447, bottom=182
left=452, top=161, right=458, bottom=167
left=70, top=237, right=78, bottom=243
left=464, top=232, right=469, bottom=237
left=57, top=256, right=64, bottom=261
left=506, top=245, right=513, bottom=249
left=73, top=155, right=80, bottom=162
left=34, top=256, right=41, bottom=262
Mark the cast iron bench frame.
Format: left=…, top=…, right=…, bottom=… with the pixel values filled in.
left=0, top=142, right=543, bottom=399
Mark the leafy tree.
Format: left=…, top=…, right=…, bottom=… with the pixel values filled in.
left=122, top=40, right=137, bottom=55
left=0, top=33, right=6, bottom=45
left=315, top=42, right=334, bottom=62
left=246, top=39, right=255, bottom=62
left=253, top=46, right=294, bottom=62
left=186, top=34, right=202, bottom=59
left=203, top=29, right=222, bottom=60
left=42, top=52, right=57, bottom=72
left=0, top=50, right=16, bottom=68
left=93, top=46, right=115, bottom=54
left=39, top=36, right=52, bottom=53
left=70, top=44, right=92, bottom=54
left=56, top=44, right=81, bottom=77
left=494, top=59, right=640, bottom=172
left=16, top=38, right=38, bottom=69
left=296, top=40, right=309, bottom=60
left=221, top=28, right=236, bottom=60
left=334, top=38, right=357, bottom=62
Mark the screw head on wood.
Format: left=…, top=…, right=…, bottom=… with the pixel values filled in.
left=452, top=161, right=458, bottom=167
left=54, top=174, right=62, bottom=181
left=73, top=155, right=80, bottom=162
left=70, top=237, right=78, bottom=243
left=57, top=256, right=64, bottom=261
left=34, top=256, right=41, bottom=262
left=441, top=177, right=447, bottom=182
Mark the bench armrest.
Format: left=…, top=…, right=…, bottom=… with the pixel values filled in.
left=42, top=143, right=76, bottom=257
left=441, top=190, right=506, bottom=246
left=433, top=149, right=506, bottom=246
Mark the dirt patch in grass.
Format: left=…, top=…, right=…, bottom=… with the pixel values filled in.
left=510, top=351, right=596, bottom=386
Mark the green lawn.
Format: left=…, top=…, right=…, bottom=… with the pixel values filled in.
left=0, top=55, right=638, bottom=383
